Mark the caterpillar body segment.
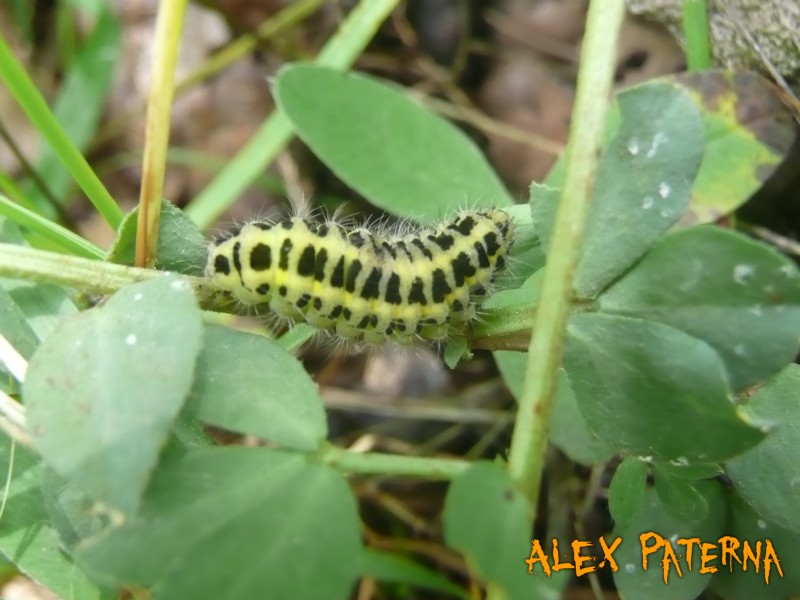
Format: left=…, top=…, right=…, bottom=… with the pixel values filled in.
left=207, top=208, right=514, bottom=344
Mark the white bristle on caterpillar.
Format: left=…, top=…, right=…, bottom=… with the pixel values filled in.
left=206, top=208, right=515, bottom=344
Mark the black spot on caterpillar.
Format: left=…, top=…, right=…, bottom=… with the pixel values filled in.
left=207, top=208, right=515, bottom=344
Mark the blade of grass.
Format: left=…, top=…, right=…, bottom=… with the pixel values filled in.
left=681, top=0, right=712, bottom=70
left=0, top=194, right=103, bottom=259
left=506, top=0, right=626, bottom=504
left=135, top=0, right=189, bottom=267
left=0, top=31, right=123, bottom=228
left=186, top=0, right=402, bottom=229
left=30, top=8, right=121, bottom=216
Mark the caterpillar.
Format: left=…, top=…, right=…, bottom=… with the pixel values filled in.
left=207, top=208, right=514, bottom=345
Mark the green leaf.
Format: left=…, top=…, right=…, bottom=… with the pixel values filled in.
left=652, top=464, right=709, bottom=524
left=275, top=64, right=512, bottom=222
left=564, top=313, right=764, bottom=461
left=187, top=325, right=327, bottom=450
left=674, top=70, right=796, bottom=224
left=612, top=482, right=726, bottom=600
left=0, top=437, right=104, bottom=599
left=726, top=364, right=800, bottom=533
left=24, top=277, right=204, bottom=515
left=76, top=447, right=363, bottom=600
left=533, top=81, right=705, bottom=297
left=710, top=492, right=798, bottom=599
left=494, top=351, right=614, bottom=465
left=107, top=200, right=209, bottom=276
left=608, top=458, right=648, bottom=533
left=599, top=226, right=800, bottom=391
left=363, top=550, right=469, bottom=599
left=444, top=462, right=564, bottom=599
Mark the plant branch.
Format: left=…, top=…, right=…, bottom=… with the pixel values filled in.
left=319, top=444, right=471, bottom=480
left=136, top=0, right=188, bottom=268
left=506, top=0, right=626, bottom=504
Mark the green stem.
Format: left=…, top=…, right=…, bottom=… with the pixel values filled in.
left=136, top=0, right=188, bottom=268
left=187, top=0, right=402, bottom=229
left=0, top=242, right=189, bottom=293
left=319, top=444, right=470, bottom=480
left=0, top=30, right=123, bottom=229
left=681, top=0, right=712, bottom=70
left=176, top=0, right=326, bottom=95
left=506, top=0, right=626, bottom=503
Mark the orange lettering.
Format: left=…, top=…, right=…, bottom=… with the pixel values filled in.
left=742, top=540, right=761, bottom=573
left=677, top=537, right=700, bottom=571
left=661, top=538, right=683, bottom=584
left=526, top=539, right=551, bottom=575
left=700, top=542, right=718, bottom=574
left=640, top=532, right=665, bottom=571
left=572, top=540, right=595, bottom=577
left=763, top=539, right=783, bottom=584
left=552, top=539, right=575, bottom=572
left=598, top=536, right=621, bottom=572
left=718, top=536, right=742, bottom=571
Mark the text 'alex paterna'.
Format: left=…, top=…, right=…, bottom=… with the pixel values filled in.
left=525, top=534, right=783, bottom=584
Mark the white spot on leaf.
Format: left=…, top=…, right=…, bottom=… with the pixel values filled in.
left=627, top=138, right=640, bottom=155
left=170, top=279, right=187, bottom=290
left=658, top=182, right=671, bottom=198
left=646, top=132, right=667, bottom=158
left=125, top=334, right=137, bottom=346
left=642, top=196, right=654, bottom=209
left=757, top=519, right=767, bottom=530
left=133, top=292, right=143, bottom=301
left=733, top=264, right=755, bottom=284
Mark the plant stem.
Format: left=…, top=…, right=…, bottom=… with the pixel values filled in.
left=0, top=242, right=194, bottom=295
left=681, top=0, right=712, bottom=70
left=320, top=444, right=470, bottom=480
left=136, top=0, right=188, bottom=268
left=176, top=0, right=326, bottom=96
left=506, top=0, right=626, bottom=503
left=187, top=0, right=402, bottom=229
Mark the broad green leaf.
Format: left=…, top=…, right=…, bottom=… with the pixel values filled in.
left=76, top=447, right=363, bottom=600
left=28, top=9, right=120, bottom=214
left=675, top=70, right=796, bottom=224
left=652, top=464, right=709, bottom=524
left=275, top=64, right=513, bottom=222
left=533, top=81, right=705, bottom=297
left=494, top=352, right=614, bottom=465
left=363, top=550, right=469, bottom=599
left=24, top=277, right=203, bottom=515
left=444, top=462, right=565, bottom=599
left=107, top=201, right=208, bottom=276
left=0, top=437, right=103, bottom=599
left=564, top=313, right=764, bottom=461
left=726, top=364, right=800, bottom=533
left=599, top=227, right=800, bottom=391
left=187, top=325, right=327, bottom=450
left=612, top=483, right=726, bottom=600
left=710, top=493, right=798, bottom=599
left=608, top=458, right=648, bottom=533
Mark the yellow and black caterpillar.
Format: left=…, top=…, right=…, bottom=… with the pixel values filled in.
left=207, top=208, right=514, bottom=344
